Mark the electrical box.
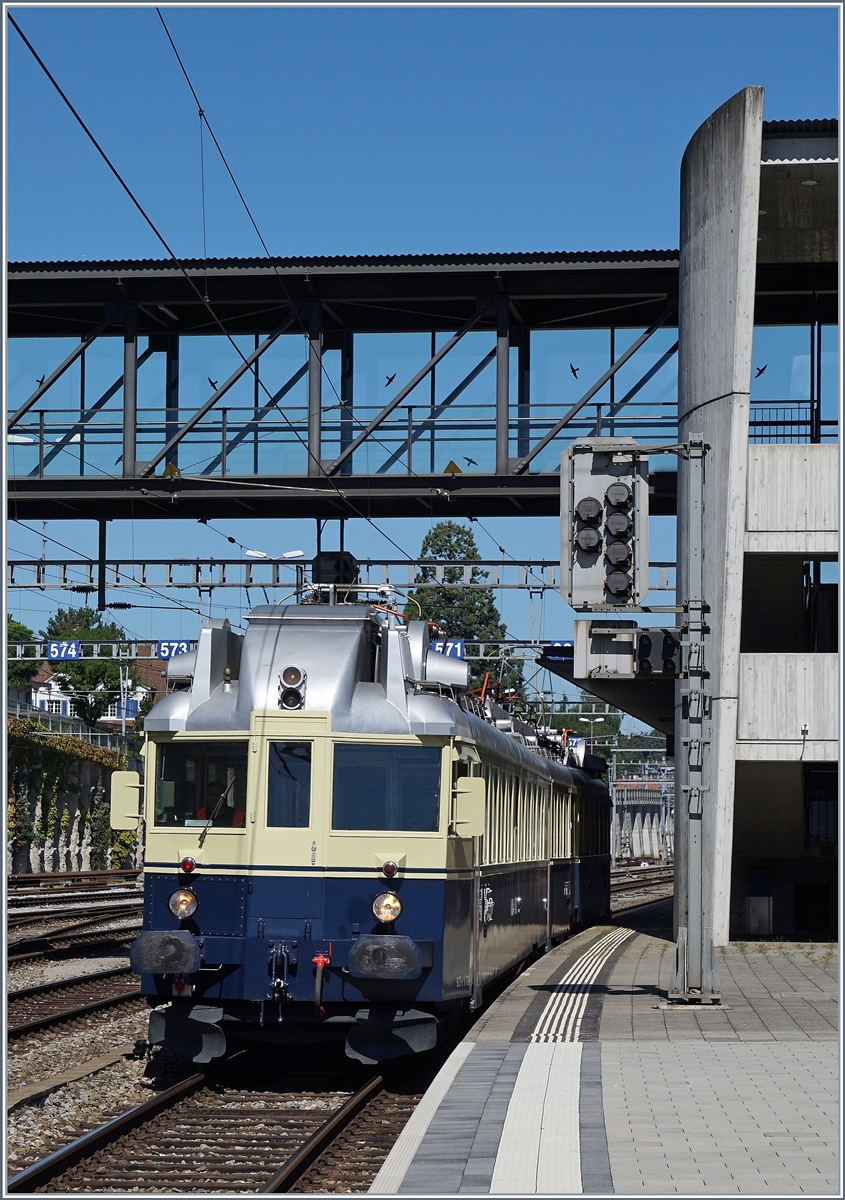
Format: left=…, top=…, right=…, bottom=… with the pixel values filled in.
left=573, top=619, right=681, bottom=680
left=561, top=438, right=649, bottom=610
left=312, top=550, right=359, bottom=585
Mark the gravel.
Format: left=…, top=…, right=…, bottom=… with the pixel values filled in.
left=8, top=1005, right=151, bottom=1089
left=9, top=951, right=132, bottom=991
left=7, top=1048, right=199, bottom=1177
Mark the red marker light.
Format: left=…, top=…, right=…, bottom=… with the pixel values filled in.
left=180, top=857, right=196, bottom=873
left=382, top=861, right=398, bottom=878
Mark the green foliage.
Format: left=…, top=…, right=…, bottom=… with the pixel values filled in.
left=551, top=691, right=623, bottom=740
left=7, top=614, right=41, bottom=690
left=404, top=521, right=522, bottom=692
left=88, top=778, right=113, bottom=869
left=7, top=717, right=122, bottom=857
left=40, top=606, right=139, bottom=727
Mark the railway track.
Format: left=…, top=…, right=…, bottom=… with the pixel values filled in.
left=610, top=866, right=674, bottom=893
left=8, top=926, right=141, bottom=967
left=7, top=1064, right=423, bottom=1193
left=8, top=868, right=141, bottom=891
left=8, top=899, right=143, bottom=929
left=8, top=966, right=141, bottom=1040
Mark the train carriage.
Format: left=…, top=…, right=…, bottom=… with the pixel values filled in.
left=117, top=603, right=610, bottom=1064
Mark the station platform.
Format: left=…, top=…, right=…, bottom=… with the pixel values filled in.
left=371, top=902, right=839, bottom=1195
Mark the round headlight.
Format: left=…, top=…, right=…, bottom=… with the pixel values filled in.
left=282, top=665, right=303, bottom=686
left=372, top=891, right=402, bottom=923
left=168, top=888, right=198, bottom=918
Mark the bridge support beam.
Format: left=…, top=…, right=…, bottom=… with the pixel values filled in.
left=122, top=305, right=138, bottom=478
left=308, top=301, right=323, bottom=477
left=495, top=297, right=510, bottom=474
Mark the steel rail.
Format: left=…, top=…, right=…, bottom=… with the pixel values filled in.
left=8, top=987, right=142, bottom=1039
left=8, top=868, right=141, bottom=887
left=8, top=964, right=133, bottom=1001
left=8, top=903, right=143, bottom=936
left=6, top=1072, right=207, bottom=1193
left=8, top=929, right=139, bottom=966
left=259, top=1074, right=384, bottom=1193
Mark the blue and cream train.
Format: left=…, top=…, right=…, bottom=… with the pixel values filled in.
left=115, top=603, right=610, bottom=1064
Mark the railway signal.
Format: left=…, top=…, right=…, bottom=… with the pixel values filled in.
left=560, top=438, right=649, bottom=611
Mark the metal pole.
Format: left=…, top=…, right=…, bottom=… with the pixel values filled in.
left=496, top=297, right=510, bottom=474
left=38, top=411, right=45, bottom=478
left=79, top=339, right=86, bottom=476
left=253, top=333, right=260, bottom=474
left=221, top=409, right=228, bottom=476
left=122, top=304, right=137, bottom=477
left=670, top=432, right=717, bottom=1001
left=308, top=301, right=322, bottom=477
left=98, top=519, right=107, bottom=612
left=165, top=334, right=180, bottom=471
left=407, top=406, right=413, bottom=475
left=340, top=330, right=354, bottom=476
left=430, top=332, right=436, bottom=473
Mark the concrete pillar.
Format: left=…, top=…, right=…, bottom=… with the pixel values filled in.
left=676, top=87, right=763, bottom=946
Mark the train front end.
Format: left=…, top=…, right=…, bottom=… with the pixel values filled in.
left=120, top=604, right=478, bottom=1064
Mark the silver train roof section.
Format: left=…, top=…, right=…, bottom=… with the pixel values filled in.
left=145, top=603, right=607, bottom=787
left=145, top=604, right=472, bottom=739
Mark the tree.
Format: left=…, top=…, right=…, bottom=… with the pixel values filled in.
left=39, top=606, right=139, bottom=727
left=404, top=520, right=523, bottom=693
left=7, top=614, right=41, bottom=692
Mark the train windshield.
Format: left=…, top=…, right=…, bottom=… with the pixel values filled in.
left=332, top=744, right=441, bottom=831
left=268, top=742, right=312, bottom=827
left=155, top=741, right=248, bottom=828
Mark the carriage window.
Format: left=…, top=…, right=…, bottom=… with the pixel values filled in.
left=155, top=741, right=248, bottom=828
left=268, top=742, right=312, bottom=827
left=332, top=745, right=441, bottom=831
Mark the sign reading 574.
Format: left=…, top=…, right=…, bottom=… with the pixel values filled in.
left=47, top=640, right=81, bottom=661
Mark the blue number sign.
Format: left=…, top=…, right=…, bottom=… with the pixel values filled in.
left=431, top=639, right=466, bottom=659
left=47, top=640, right=81, bottom=661
left=157, top=640, right=191, bottom=659
left=544, top=641, right=573, bottom=660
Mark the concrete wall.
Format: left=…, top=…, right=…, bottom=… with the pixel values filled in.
left=737, top=653, right=839, bottom=760
left=745, top=444, right=839, bottom=554
left=676, top=86, right=764, bottom=947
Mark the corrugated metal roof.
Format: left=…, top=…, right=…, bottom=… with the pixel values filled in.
left=763, top=118, right=838, bottom=135
left=7, top=249, right=680, bottom=274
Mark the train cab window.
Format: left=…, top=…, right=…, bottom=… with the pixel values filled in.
left=332, top=744, right=441, bottom=831
left=155, top=741, right=248, bottom=828
left=268, top=742, right=312, bottom=827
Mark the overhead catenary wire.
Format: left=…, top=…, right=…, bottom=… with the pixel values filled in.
left=12, top=12, right=548, bottom=642
left=8, top=12, right=419, bottom=572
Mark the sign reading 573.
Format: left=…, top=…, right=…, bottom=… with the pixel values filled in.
left=157, top=640, right=191, bottom=659
left=47, top=640, right=81, bottom=661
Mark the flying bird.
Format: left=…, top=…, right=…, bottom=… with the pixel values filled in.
left=36, top=375, right=45, bottom=386
left=115, top=454, right=123, bottom=465
left=755, top=365, right=767, bottom=378
left=569, top=363, right=579, bottom=379
left=463, top=456, right=478, bottom=467
left=208, top=377, right=219, bottom=390
left=385, top=373, right=396, bottom=387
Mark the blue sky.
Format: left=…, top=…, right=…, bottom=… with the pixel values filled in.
left=5, top=4, right=840, bottom=682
